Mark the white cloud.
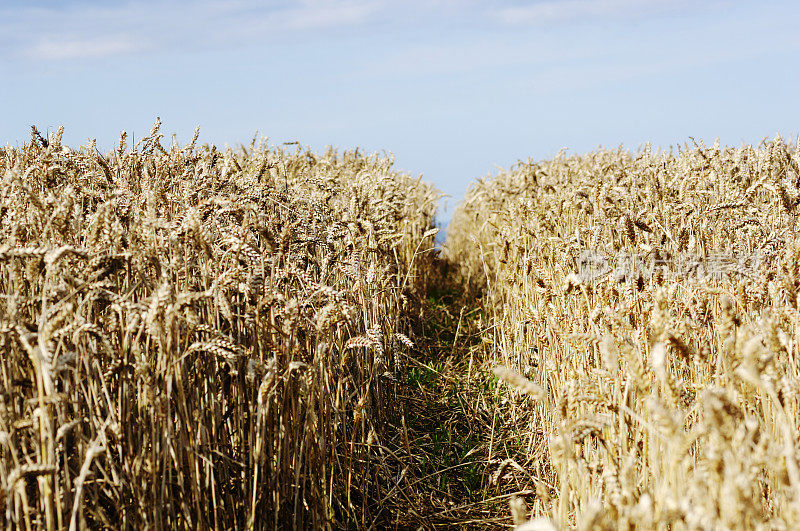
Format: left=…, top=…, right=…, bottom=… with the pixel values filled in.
left=494, top=0, right=680, bottom=25
left=278, top=0, right=383, bottom=30
left=27, top=36, right=142, bottom=60
left=2, top=0, right=388, bottom=62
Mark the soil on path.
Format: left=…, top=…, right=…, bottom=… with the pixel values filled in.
left=371, top=257, right=535, bottom=530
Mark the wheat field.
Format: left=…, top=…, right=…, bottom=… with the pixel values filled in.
left=3, top=124, right=800, bottom=529
left=447, top=137, right=800, bottom=529
left=0, top=122, right=439, bottom=528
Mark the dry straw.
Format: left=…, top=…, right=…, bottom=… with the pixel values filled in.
left=0, top=122, right=439, bottom=529
left=448, top=136, right=800, bottom=528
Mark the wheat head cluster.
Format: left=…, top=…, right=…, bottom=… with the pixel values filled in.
left=0, top=122, right=439, bottom=529
left=447, top=137, right=800, bottom=529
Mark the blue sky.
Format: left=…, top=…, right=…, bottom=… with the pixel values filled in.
left=2, top=1, right=799, bottom=221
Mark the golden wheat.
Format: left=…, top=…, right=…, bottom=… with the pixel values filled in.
left=448, top=136, right=800, bottom=529
left=0, top=123, right=439, bottom=528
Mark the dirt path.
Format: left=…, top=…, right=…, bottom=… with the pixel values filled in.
left=372, top=257, right=529, bottom=529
